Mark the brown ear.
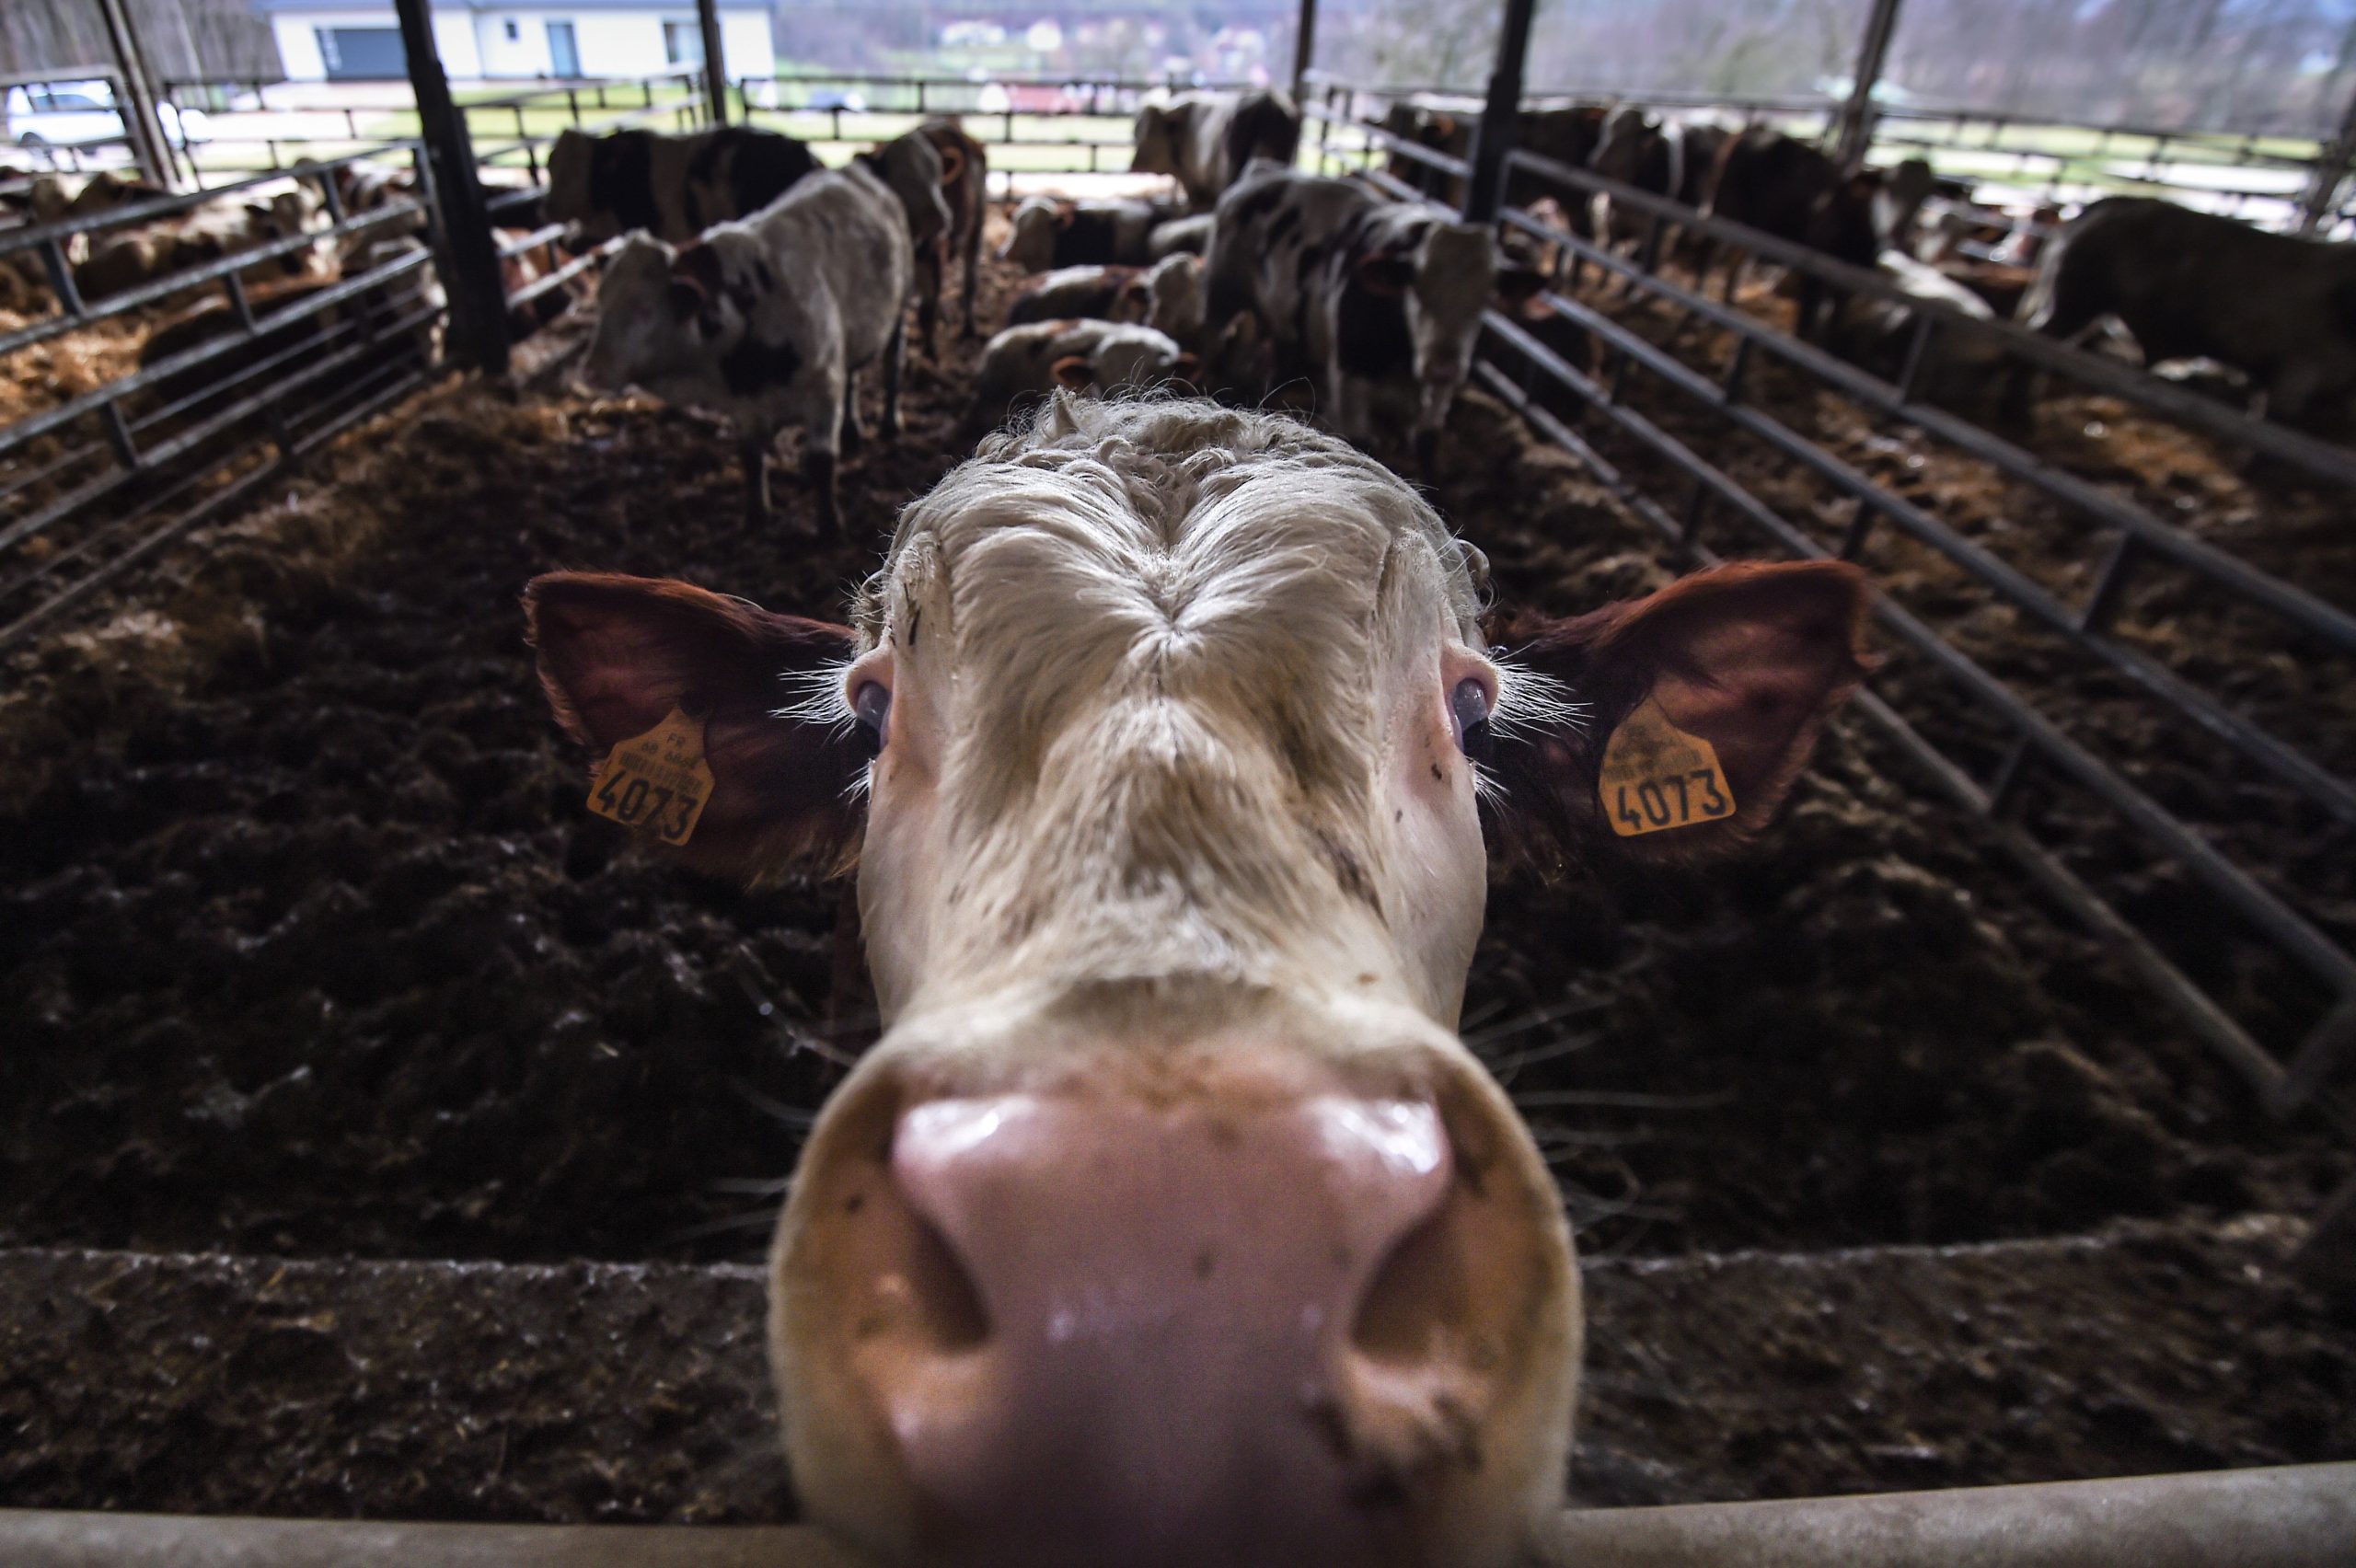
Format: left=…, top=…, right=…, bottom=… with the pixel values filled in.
left=937, top=141, right=966, bottom=185
left=1484, top=560, right=1875, bottom=866
left=525, top=572, right=865, bottom=882
left=667, top=243, right=722, bottom=320
left=1049, top=353, right=1096, bottom=389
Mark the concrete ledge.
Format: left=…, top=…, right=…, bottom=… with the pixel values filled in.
left=1, top=1218, right=2350, bottom=1519
left=6, top=1464, right=2353, bottom=1568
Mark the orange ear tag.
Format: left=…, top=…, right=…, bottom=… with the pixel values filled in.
left=585, top=707, right=713, bottom=847
left=1597, top=696, right=1736, bottom=837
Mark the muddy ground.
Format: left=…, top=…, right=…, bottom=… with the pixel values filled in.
left=1506, top=259, right=2356, bottom=1050
left=2, top=221, right=2352, bottom=1505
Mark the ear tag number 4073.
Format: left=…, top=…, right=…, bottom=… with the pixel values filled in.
left=585, top=707, right=712, bottom=847
left=1599, top=696, right=1735, bottom=837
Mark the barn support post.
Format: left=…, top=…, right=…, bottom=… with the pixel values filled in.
left=695, top=0, right=731, bottom=128
left=1832, top=0, right=1906, bottom=167
left=1290, top=0, right=1320, bottom=101
left=92, top=0, right=179, bottom=190
left=1461, top=0, right=1539, bottom=225
left=394, top=0, right=512, bottom=375
left=2296, top=78, right=2356, bottom=232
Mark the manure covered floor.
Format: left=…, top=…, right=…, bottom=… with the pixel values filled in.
left=2, top=228, right=2351, bottom=1515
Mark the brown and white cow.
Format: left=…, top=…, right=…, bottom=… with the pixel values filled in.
left=1207, top=166, right=1548, bottom=471
left=1131, top=88, right=1302, bottom=211
left=918, top=119, right=988, bottom=349
left=525, top=397, right=1874, bottom=1568
left=999, top=195, right=1167, bottom=273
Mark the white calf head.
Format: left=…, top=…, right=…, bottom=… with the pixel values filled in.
left=1130, top=100, right=1184, bottom=177
left=998, top=196, right=1062, bottom=272
left=581, top=234, right=732, bottom=394
left=525, top=399, right=1873, bottom=1568
left=1144, top=251, right=1205, bottom=343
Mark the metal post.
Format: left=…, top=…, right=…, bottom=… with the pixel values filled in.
left=395, top=0, right=512, bottom=375
left=92, top=0, right=178, bottom=190
left=1290, top=0, right=1320, bottom=101
left=1832, top=0, right=1905, bottom=167
left=697, top=0, right=731, bottom=128
left=2297, top=77, right=2356, bottom=233
left=1461, top=0, right=1538, bottom=224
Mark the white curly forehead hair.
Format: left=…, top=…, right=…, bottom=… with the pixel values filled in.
left=846, top=394, right=1500, bottom=997
left=857, top=393, right=1486, bottom=652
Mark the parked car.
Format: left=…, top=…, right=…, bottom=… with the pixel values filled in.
left=4, top=80, right=209, bottom=160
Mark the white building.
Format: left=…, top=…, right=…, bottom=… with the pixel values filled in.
left=254, top=0, right=774, bottom=85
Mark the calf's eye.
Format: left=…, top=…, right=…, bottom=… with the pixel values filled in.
left=1449, top=677, right=1494, bottom=765
left=852, top=682, right=892, bottom=758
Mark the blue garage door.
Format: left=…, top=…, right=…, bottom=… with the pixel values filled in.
left=318, top=28, right=409, bottom=81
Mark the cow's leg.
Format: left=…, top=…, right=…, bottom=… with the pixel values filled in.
left=839, top=366, right=864, bottom=455
left=739, top=431, right=773, bottom=528
left=883, top=308, right=907, bottom=442
left=918, top=245, right=943, bottom=361
left=806, top=441, right=840, bottom=535
left=961, top=223, right=982, bottom=338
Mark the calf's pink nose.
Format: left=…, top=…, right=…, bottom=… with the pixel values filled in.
left=879, top=1090, right=1459, bottom=1567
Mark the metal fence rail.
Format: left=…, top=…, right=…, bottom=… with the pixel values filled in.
left=1311, top=73, right=2352, bottom=233
left=6, top=1463, right=2355, bottom=1567
left=0, top=144, right=446, bottom=650
left=1309, top=102, right=2356, bottom=1113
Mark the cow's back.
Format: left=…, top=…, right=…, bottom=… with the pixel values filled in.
left=745, top=167, right=912, bottom=368
left=687, top=126, right=820, bottom=229
left=2046, top=198, right=2356, bottom=368
left=1220, top=90, right=1302, bottom=188
left=1208, top=168, right=1376, bottom=357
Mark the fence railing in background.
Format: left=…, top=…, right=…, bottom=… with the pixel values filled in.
left=0, top=67, right=155, bottom=190
left=0, top=144, right=444, bottom=649
left=1309, top=72, right=2352, bottom=234
left=1309, top=99, right=2356, bottom=1116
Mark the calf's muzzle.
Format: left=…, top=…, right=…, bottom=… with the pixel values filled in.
left=801, top=1066, right=1529, bottom=1568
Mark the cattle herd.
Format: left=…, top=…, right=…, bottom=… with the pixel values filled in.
left=0, top=78, right=2346, bottom=1568
left=1381, top=95, right=2356, bottom=432
left=523, top=86, right=2356, bottom=536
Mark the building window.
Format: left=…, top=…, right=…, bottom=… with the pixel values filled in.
left=663, top=21, right=705, bottom=66
left=503, top=19, right=520, bottom=40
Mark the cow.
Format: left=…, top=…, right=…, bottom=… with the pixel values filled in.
left=857, top=129, right=956, bottom=358
left=1508, top=103, right=1617, bottom=231
left=1376, top=102, right=1608, bottom=221
left=918, top=119, right=988, bottom=347
left=73, top=179, right=329, bottom=303
left=1005, top=254, right=1204, bottom=345
left=2019, top=196, right=2356, bottom=433
left=134, top=236, right=444, bottom=412
left=1131, top=88, right=1303, bottom=210
left=999, top=195, right=1165, bottom=273
left=1588, top=109, right=1728, bottom=251
left=966, top=318, right=1192, bottom=436
left=1697, top=129, right=1885, bottom=340
left=1379, top=98, right=1475, bottom=204
left=544, top=124, right=821, bottom=245
left=1831, top=249, right=2020, bottom=414
left=1148, top=213, right=1216, bottom=259
left=1207, top=166, right=1546, bottom=470
left=580, top=163, right=911, bottom=533
left=521, top=395, right=1875, bottom=1568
